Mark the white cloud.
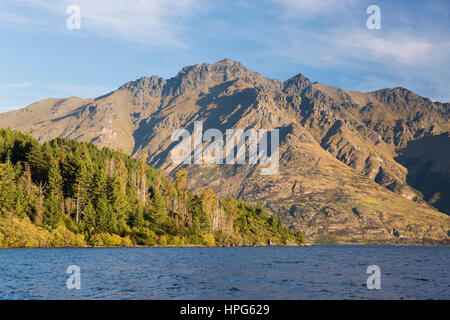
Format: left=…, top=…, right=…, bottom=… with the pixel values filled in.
left=276, top=27, right=449, bottom=69
left=3, top=0, right=207, bottom=47
left=270, top=0, right=358, bottom=17
left=335, top=31, right=444, bottom=65
left=0, top=82, right=32, bottom=89
left=268, top=0, right=448, bottom=67
left=267, top=23, right=449, bottom=101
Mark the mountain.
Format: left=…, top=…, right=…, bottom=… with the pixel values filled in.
left=1, top=59, right=449, bottom=244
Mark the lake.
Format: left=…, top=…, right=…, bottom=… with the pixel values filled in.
left=0, top=246, right=448, bottom=299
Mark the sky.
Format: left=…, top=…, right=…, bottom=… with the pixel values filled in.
left=0, top=0, right=449, bottom=112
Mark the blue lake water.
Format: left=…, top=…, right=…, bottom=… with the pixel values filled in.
left=0, top=245, right=448, bottom=299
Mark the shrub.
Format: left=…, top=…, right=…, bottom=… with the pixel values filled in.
left=90, top=233, right=124, bottom=247
left=131, top=226, right=156, bottom=246
left=121, top=236, right=133, bottom=247
left=158, top=235, right=167, bottom=246
left=202, top=233, right=215, bottom=246
left=51, top=226, right=86, bottom=247
left=294, top=231, right=306, bottom=245
left=169, top=235, right=188, bottom=246
left=0, top=217, right=52, bottom=248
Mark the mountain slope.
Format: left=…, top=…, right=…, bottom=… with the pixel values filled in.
left=1, top=59, right=449, bottom=244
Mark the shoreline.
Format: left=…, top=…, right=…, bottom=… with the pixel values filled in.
left=0, top=243, right=312, bottom=249
left=3, top=242, right=450, bottom=249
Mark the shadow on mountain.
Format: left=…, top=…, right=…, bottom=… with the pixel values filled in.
left=132, top=81, right=259, bottom=166
left=196, top=82, right=257, bottom=131
left=396, top=133, right=450, bottom=215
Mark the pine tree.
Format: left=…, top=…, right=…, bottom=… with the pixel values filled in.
left=73, top=161, right=91, bottom=224
left=91, top=166, right=107, bottom=202
left=81, top=201, right=96, bottom=235
left=0, top=160, right=18, bottom=218
left=14, top=185, right=27, bottom=219
left=175, top=168, right=188, bottom=225
left=189, top=195, right=210, bottom=233
left=147, top=188, right=167, bottom=225
left=43, top=193, right=61, bottom=228
left=34, top=181, right=46, bottom=225
left=129, top=205, right=145, bottom=228
left=47, top=159, right=63, bottom=200
left=18, top=164, right=37, bottom=221
left=107, top=173, right=129, bottom=225
left=27, top=144, right=47, bottom=184
left=95, top=196, right=116, bottom=233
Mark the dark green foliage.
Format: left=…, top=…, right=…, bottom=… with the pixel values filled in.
left=47, top=159, right=63, bottom=199
left=91, top=167, right=107, bottom=204
left=189, top=195, right=210, bottom=233
left=294, top=231, right=306, bottom=244
left=81, top=201, right=96, bottom=235
left=43, top=193, right=61, bottom=228
left=146, top=188, right=168, bottom=225
left=131, top=226, right=156, bottom=246
left=0, top=160, right=17, bottom=216
left=107, top=173, right=129, bottom=234
left=27, top=144, right=48, bottom=183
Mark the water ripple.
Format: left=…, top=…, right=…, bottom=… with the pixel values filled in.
left=0, top=246, right=448, bottom=299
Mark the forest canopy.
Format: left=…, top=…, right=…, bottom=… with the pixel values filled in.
left=0, top=128, right=306, bottom=248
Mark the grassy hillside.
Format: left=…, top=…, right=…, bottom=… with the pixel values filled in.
left=0, top=128, right=305, bottom=248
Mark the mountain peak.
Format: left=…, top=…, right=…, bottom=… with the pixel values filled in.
left=212, top=58, right=247, bottom=69
left=370, top=86, right=433, bottom=109
left=119, top=75, right=166, bottom=98
left=166, top=59, right=278, bottom=95
left=215, top=57, right=241, bottom=65
left=372, top=87, right=414, bottom=96
left=177, top=58, right=249, bottom=77
left=283, top=73, right=312, bottom=94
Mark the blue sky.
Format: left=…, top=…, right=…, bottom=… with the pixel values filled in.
left=0, top=0, right=449, bottom=112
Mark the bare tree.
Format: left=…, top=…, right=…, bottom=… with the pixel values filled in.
left=35, top=181, right=46, bottom=225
